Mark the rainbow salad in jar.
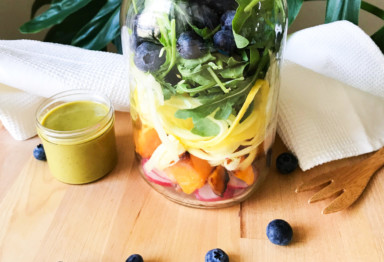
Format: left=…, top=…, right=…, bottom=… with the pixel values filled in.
left=123, top=0, right=287, bottom=206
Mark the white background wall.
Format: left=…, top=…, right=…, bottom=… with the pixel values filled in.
left=0, top=0, right=383, bottom=41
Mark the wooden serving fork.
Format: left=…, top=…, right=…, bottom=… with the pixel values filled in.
left=296, top=147, right=384, bottom=214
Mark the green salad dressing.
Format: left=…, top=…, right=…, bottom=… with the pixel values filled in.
left=42, top=101, right=109, bottom=131
left=38, top=100, right=117, bottom=184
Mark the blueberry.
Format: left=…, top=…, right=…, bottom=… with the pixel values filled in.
left=220, top=10, right=236, bottom=30
left=188, top=4, right=220, bottom=29
left=177, top=31, right=206, bottom=59
left=266, top=219, right=293, bottom=246
left=213, top=30, right=236, bottom=54
left=276, top=152, right=298, bottom=174
left=125, top=254, right=143, bottom=262
left=33, top=144, right=46, bottom=161
left=205, top=248, right=229, bottom=262
left=134, top=42, right=166, bottom=72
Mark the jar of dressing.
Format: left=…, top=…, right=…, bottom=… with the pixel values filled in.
left=36, top=90, right=118, bottom=184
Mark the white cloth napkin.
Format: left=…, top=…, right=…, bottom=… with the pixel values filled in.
left=278, top=21, right=384, bottom=170
left=1, top=21, right=383, bottom=171
left=0, top=40, right=130, bottom=140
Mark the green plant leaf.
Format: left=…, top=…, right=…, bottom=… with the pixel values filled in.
left=20, top=0, right=93, bottom=33
left=71, top=4, right=121, bottom=50
left=325, top=0, right=361, bottom=25
left=43, top=0, right=107, bottom=46
left=371, top=26, right=384, bottom=53
left=286, top=0, right=304, bottom=26
left=361, top=1, right=384, bottom=20
left=31, top=0, right=52, bottom=18
left=71, top=0, right=121, bottom=49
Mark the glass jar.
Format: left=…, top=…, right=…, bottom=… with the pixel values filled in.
left=121, top=0, right=287, bottom=207
left=36, top=90, right=118, bottom=184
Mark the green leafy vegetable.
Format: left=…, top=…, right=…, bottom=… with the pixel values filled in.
left=232, top=0, right=281, bottom=49
left=191, top=118, right=220, bottom=137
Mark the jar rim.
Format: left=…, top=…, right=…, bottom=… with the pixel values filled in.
left=36, top=89, right=114, bottom=142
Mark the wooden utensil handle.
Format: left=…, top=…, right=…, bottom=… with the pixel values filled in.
left=363, top=147, right=384, bottom=176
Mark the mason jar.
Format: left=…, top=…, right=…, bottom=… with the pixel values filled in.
left=36, top=90, right=118, bottom=184
left=121, top=0, right=287, bottom=207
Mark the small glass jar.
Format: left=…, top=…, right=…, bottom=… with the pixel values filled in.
left=36, top=90, right=118, bottom=184
left=121, top=0, right=287, bottom=207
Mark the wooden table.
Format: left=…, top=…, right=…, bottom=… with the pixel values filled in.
left=1, top=112, right=383, bottom=261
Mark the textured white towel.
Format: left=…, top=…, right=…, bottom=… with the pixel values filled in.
left=0, top=40, right=130, bottom=140
left=1, top=21, right=383, bottom=171
left=278, top=21, right=384, bottom=170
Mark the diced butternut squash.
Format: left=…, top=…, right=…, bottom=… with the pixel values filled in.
left=133, top=126, right=161, bottom=158
left=164, top=156, right=210, bottom=194
left=208, top=166, right=229, bottom=197
left=190, top=154, right=213, bottom=179
left=233, top=165, right=256, bottom=185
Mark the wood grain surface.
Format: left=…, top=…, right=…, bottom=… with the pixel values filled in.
left=0, top=112, right=383, bottom=262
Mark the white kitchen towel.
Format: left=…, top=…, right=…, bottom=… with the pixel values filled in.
left=0, top=21, right=383, bottom=171
left=278, top=21, right=384, bottom=170
left=0, top=40, right=130, bottom=140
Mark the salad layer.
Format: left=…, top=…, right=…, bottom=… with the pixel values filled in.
left=125, top=0, right=286, bottom=201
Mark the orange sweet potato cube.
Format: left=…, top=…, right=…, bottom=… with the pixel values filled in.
left=133, top=126, right=161, bottom=159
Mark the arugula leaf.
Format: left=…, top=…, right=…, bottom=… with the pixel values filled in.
left=174, top=47, right=270, bottom=137
left=175, top=77, right=254, bottom=121
left=219, top=63, right=248, bottom=79
left=191, top=118, right=220, bottom=137
left=178, top=64, right=217, bottom=86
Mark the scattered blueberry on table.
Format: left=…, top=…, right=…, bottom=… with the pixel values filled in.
left=205, top=248, right=229, bottom=262
left=126, top=254, right=144, bottom=262
left=276, top=152, right=298, bottom=174
left=33, top=144, right=46, bottom=161
left=266, top=219, right=293, bottom=246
